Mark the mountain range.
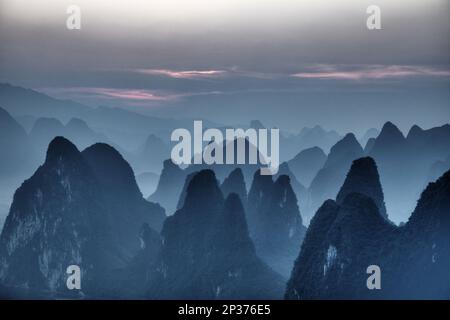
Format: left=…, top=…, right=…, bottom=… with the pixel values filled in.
left=286, top=158, right=450, bottom=299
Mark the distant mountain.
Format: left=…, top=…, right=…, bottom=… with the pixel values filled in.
left=0, top=137, right=165, bottom=298
left=187, top=138, right=265, bottom=186
left=0, top=83, right=91, bottom=119
left=0, top=83, right=191, bottom=152
left=363, top=137, right=376, bottom=154
left=287, top=147, right=326, bottom=187
left=308, top=133, right=363, bottom=222
left=130, top=134, right=170, bottom=175
left=28, top=117, right=110, bottom=166
left=0, top=107, right=33, bottom=179
left=135, top=172, right=160, bottom=198
left=286, top=169, right=450, bottom=299
left=148, top=159, right=186, bottom=215
left=250, top=120, right=265, bottom=130
left=15, top=115, right=37, bottom=133
left=296, top=125, right=342, bottom=153
left=148, top=138, right=269, bottom=216
left=247, top=171, right=306, bottom=278
left=175, top=171, right=199, bottom=211
left=147, top=170, right=284, bottom=299
left=276, top=162, right=307, bottom=210
left=280, top=125, right=341, bottom=161
left=406, top=124, right=450, bottom=161
left=220, top=168, right=247, bottom=205
left=369, top=122, right=450, bottom=222
left=360, top=128, right=379, bottom=147
left=336, top=157, right=388, bottom=220
left=369, top=122, right=408, bottom=166
left=82, top=143, right=166, bottom=256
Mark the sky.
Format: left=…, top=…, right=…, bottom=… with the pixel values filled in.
left=0, top=0, right=449, bottom=134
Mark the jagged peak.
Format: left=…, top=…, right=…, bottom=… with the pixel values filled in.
left=249, top=169, right=274, bottom=191
left=83, top=142, right=126, bottom=163
left=379, top=121, right=404, bottom=139
left=225, top=167, right=245, bottom=182
left=332, top=133, right=361, bottom=152
left=66, top=117, right=90, bottom=129
left=336, top=157, right=387, bottom=219
left=183, top=169, right=223, bottom=210
left=250, top=120, right=265, bottom=129
left=324, top=133, right=362, bottom=167
left=274, top=174, right=291, bottom=187
left=82, top=142, right=141, bottom=197
left=221, top=168, right=246, bottom=194
left=186, top=169, right=218, bottom=193
left=364, top=137, right=376, bottom=154
left=45, top=136, right=81, bottom=163
left=407, top=124, right=423, bottom=139
left=407, top=169, right=450, bottom=226
left=339, top=157, right=378, bottom=180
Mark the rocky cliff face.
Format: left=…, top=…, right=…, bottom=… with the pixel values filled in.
left=309, top=133, right=364, bottom=219
left=0, top=137, right=165, bottom=298
left=286, top=169, right=450, bottom=299
left=147, top=170, right=284, bottom=299
left=247, top=171, right=306, bottom=278
left=336, top=157, right=388, bottom=220
left=220, top=168, right=247, bottom=205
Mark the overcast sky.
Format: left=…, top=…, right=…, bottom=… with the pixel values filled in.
left=0, top=0, right=449, bottom=134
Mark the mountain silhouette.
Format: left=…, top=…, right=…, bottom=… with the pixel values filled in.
left=360, top=128, right=379, bottom=147
left=363, top=137, right=376, bottom=154
left=275, top=162, right=307, bottom=213
left=286, top=169, right=450, bottom=299
left=135, top=172, right=160, bottom=198
left=82, top=143, right=166, bottom=259
left=0, top=137, right=165, bottom=298
left=147, top=170, right=284, bottom=299
left=220, top=168, right=247, bottom=205
left=131, top=134, right=170, bottom=175
left=0, top=107, right=32, bottom=179
left=148, top=159, right=186, bottom=215
left=369, top=122, right=450, bottom=222
left=308, top=133, right=363, bottom=221
left=336, top=157, right=388, bottom=220
left=247, top=171, right=306, bottom=277
left=30, top=117, right=109, bottom=162
left=287, top=146, right=326, bottom=187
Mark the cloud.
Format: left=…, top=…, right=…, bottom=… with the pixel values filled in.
left=291, top=65, right=450, bottom=80
left=130, top=67, right=279, bottom=80
left=134, top=69, right=228, bottom=79
left=40, top=87, right=176, bottom=104
left=39, top=86, right=227, bottom=107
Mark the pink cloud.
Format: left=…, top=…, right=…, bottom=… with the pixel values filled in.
left=134, top=69, right=227, bottom=79
left=39, top=87, right=179, bottom=108
left=291, top=65, right=450, bottom=80
left=85, top=88, right=169, bottom=101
